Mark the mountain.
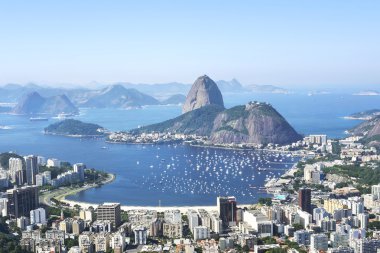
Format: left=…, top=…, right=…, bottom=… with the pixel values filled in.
left=131, top=105, right=224, bottom=136
left=350, top=116, right=380, bottom=147
left=216, top=79, right=245, bottom=92
left=130, top=75, right=302, bottom=146
left=246, top=84, right=289, bottom=94
left=345, top=109, right=380, bottom=120
left=182, top=75, right=225, bottom=113
left=45, top=119, right=106, bottom=137
left=119, top=82, right=190, bottom=97
left=12, top=92, right=78, bottom=115
left=81, top=85, right=160, bottom=108
left=210, top=102, right=302, bottom=145
left=161, top=94, right=186, bottom=105
left=0, top=83, right=90, bottom=103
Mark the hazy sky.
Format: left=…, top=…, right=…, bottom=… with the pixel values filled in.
left=0, top=0, right=379, bottom=87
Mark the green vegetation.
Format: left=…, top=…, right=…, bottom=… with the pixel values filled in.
left=121, top=211, right=129, bottom=223
left=284, top=239, right=307, bottom=253
left=130, top=105, right=224, bottom=136
left=0, top=217, right=30, bottom=253
left=64, top=237, right=78, bottom=249
left=223, top=105, right=249, bottom=121
left=39, top=164, right=71, bottom=179
left=259, top=237, right=277, bottom=245
left=322, top=164, right=380, bottom=192
left=363, top=134, right=380, bottom=145
left=258, top=197, right=272, bottom=206
left=292, top=223, right=304, bottom=231
left=44, top=119, right=105, bottom=136
left=46, top=206, right=78, bottom=218
left=0, top=153, right=24, bottom=170
left=368, top=221, right=380, bottom=230
left=215, top=125, right=249, bottom=135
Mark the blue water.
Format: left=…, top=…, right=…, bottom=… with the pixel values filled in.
left=0, top=93, right=379, bottom=206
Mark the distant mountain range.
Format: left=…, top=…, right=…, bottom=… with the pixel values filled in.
left=0, top=80, right=290, bottom=104
left=131, top=75, right=301, bottom=145
left=0, top=79, right=292, bottom=114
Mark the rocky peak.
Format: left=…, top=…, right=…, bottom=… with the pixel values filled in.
left=182, top=75, right=224, bottom=113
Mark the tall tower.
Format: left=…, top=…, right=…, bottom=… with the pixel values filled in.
left=6, top=186, right=39, bottom=218
left=299, top=188, right=312, bottom=213
left=217, top=196, right=237, bottom=229
left=24, top=155, right=39, bottom=185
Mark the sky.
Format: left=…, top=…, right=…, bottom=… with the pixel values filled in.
left=0, top=0, right=379, bottom=88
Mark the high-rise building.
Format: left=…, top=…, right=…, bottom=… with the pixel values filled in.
left=294, top=230, right=311, bottom=245
left=9, top=157, right=25, bottom=185
left=358, top=213, right=369, bottom=229
left=371, top=184, right=380, bottom=200
left=310, top=234, right=328, bottom=252
left=193, top=226, right=210, bottom=240
left=187, top=210, right=199, bottom=232
left=73, top=163, right=86, bottom=182
left=298, top=188, right=312, bottom=214
left=80, top=209, right=94, bottom=222
left=217, top=196, right=237, bottom=228
left=72, top=219, right=85, bottom=235
left=134, top=227, right=147, bottom=245
left=164, top=209, right=181, bottom=224
left=30, top=208, right=47, bottom=225
left=97, top=203, right=121, bottom=227
left=7, top=186, right=39, bottom=218
left=24, top=155, right=39, bottom=185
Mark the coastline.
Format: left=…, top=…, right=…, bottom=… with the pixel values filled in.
left=40, top=172, right=115, bottom=207
left=44, top=132, right=106, bottom=138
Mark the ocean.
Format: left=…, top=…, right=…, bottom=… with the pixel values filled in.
left=0, top=92, right=379, bottom=206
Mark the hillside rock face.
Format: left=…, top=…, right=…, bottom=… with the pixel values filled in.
left=210, top=102, right=302, bottom=145
left=350, top=116, right=380, bottom=147
left=182, top=75, right=224, bottom=113
left=12, top=92, right=78, bottom=115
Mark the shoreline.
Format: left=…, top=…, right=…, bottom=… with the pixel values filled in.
left=106, top=139, right=307, bottom=156
left=44, top=132, right=106, bottom=138
left=40, top=172, right=116, bottom=207
left=60, top=199, right=254, bottom=212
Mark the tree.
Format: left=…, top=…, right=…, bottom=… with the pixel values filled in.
left=258, top=198, right=272, bottom=206
left=64, top=237, right=78, bottom=249
left=292, top=223, right=304, bottom=231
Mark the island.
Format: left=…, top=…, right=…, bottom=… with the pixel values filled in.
left=44, top=119, right=107, bottom=137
